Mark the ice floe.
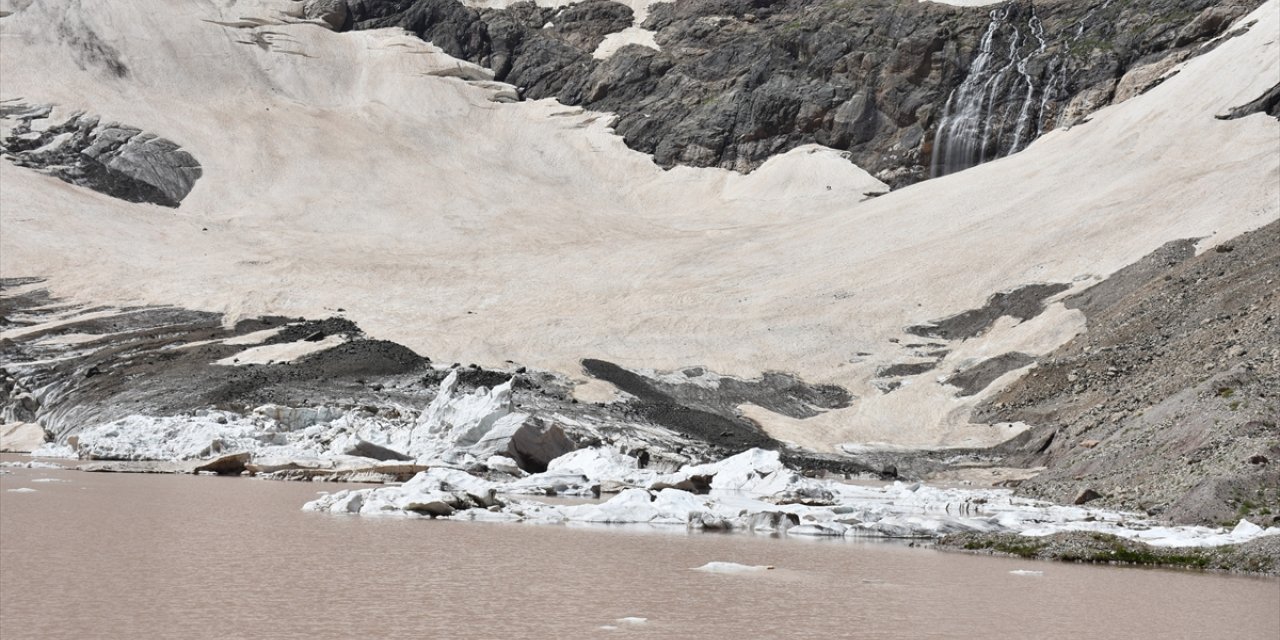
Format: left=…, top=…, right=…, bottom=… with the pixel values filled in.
left=692, top=562, right=775, bottom=573
left=0, top=460, right=64, bottom=469
left=23, top=374, right=1280, bottom=550
left=303, top=447, right=1280, bottom=548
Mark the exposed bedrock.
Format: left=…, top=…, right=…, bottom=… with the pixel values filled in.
left=0, top=101, right=202, bottom=207
left=907, top=282, right=1071, bottom=340
left=974, top=221, right=1280, bottom=526
left=581, top=358, right=851, bottom=452
left=332, top=0, right=1259, bottom=186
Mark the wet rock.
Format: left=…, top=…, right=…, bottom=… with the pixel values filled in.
left=193, top=451, right=251, bottom=475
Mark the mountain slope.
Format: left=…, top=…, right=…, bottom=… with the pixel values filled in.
left=0, top=0, right=1277, bottom=453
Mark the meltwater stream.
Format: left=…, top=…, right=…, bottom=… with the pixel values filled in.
left=2, top=462, right=1277, bottom=639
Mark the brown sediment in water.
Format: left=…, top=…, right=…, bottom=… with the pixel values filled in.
left=1, top=460, right=1277, bottom=640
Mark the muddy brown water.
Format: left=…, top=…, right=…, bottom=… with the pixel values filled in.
left=2, top=461, right=1277, bottom=639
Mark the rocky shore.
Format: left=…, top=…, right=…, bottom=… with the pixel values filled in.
left=939, top=530, right=1280, bottom=575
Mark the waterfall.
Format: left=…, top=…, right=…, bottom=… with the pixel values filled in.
left=929, top=4, right=1059, bottom=178
left=929, top=7, right=1010, bottom=178
left=1009, top=14, right=1047, bottom=152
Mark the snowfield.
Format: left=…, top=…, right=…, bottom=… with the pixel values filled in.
left=2, top=0, right=1276, bottom=452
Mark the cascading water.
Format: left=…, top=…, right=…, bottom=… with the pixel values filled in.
left=929, top=7, right=1010, bottom=178
left=929, top=4, right=1062, bottom=178
left=1009, top=14, right=1047, bottom=151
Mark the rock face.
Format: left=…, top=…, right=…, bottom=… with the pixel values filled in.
left=0, top=102, right=202, bottom=207
left=303, top=0, right=351, bottom=30
left=976, top=221, right=1280, bottom=525
left=338, top=0, right=1259, bottom=186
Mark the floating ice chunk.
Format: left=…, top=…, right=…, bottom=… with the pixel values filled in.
left=561, top=488, right=661, bottom=523
left=616, top=617, right=648, bottom=625
left=29, top=478, right=67, bottom=483
left=691, top=562, right=774, bottom=573
left=28, top=444, right=75, bottom=459
left=303, top=468, right=502, bottom=516
left=485, top=455, right=524, bottom=476
left=1009, top=570, right=1044, bottom=576
left=790, top=522, right=850, bottom=537
left=7, top=488, right=37, bottom=493
left=545, top=448, right=639, bottom=482
left=0, top=460, right=63, bottom=469
left=504, top=447, right=651, bottom=496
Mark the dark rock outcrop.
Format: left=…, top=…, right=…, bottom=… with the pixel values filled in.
left=907, top=282, right=1070, bottom=340
left=581, top=358, right=852, bottom=453
left=1, top=102, right=202, bottom=207
left=338, top=0, right=1261, bottom=186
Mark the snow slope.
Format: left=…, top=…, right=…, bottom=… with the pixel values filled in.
left=1, top=0, right=1276, bottom=450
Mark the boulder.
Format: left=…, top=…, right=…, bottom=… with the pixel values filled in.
left=193, top=451, right=251, bottom=475
left=303, top=0, right=349, bottom=30
left=0, top=422, right=46, bottom=453
left=343, top=439, right=412, bottom=461
left=1073, top=488, right=1104, bottom=505
left=472, top=417, right=575, bottom=473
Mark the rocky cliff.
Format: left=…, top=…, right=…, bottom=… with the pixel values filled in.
left=333, top=0, right=1264, bottom=185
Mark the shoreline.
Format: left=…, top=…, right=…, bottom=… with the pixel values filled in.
left=6, top=451, right=1278, bottom=578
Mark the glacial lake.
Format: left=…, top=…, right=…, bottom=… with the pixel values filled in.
left=2, top=458, right=1277, bottom=639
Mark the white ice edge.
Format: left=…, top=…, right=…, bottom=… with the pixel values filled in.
left=30, top=371, right=1280, bottom=550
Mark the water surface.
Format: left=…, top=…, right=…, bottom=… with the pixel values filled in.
left=2, top=461, right=1276, bottom=639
